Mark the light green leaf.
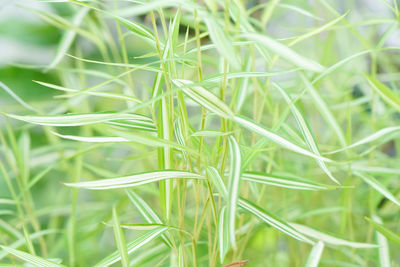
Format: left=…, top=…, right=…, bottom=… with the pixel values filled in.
left=239, top=198, right=313, bottom=244
left=65, top=170, right=203, bottom=190
left=6, top=113, right=155, bottom=131
left=365, top=217, right=400, bottom=245
left=242, top=33, right=325, bottom=72
left=47, top=7, right=89, bottom=70
left=242, top=172, right=328, bottom=191
left=227, top=136, right=241, bottom=248
left=112, top=207, right=129, bottom=267
left=218, top=206, right=229, bottom=263
left=206, top=167, right=228, bottom=198
left=290, top=223, right=377, bottom=248
left=353, top=172, right=400, bottom=207
left=52, top=132, right=128, bottom=143
left=233, top=115, right=332, bottom=162
left=301, top=74, right=346, bottom=147
left=371, top=216, right=390, bottom=267
left=327, top=126, right=400, bottom=154
left=365, top=74, right=400, bottom=112
left=204, top=17, right=240, bottom=69
left=305, top=241, right=324, bottom=267
left=273, top=82, right=339, bottom=184
left=0, top=81, right=38, bottom=112
left=0, top=246, right=65, bottom=267
left=126, top=190, right=173, bottom=247
left=172, top=79, right=234, bottom=118
left=95, top=227, right=167, bottom=267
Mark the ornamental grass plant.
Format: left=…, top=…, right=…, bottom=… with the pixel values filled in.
left=0, top=0, right=400, bottom=266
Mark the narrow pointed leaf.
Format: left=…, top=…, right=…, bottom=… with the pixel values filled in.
left=289, top=223, right=377, bottom=248
left=354, top=172, right=400, bottom=207
left=126, top=190, right=173, bottom=247
left=242, top=33, right=325, bottom=72
left=327, top=126, right=400, bottom=154
left=0, top=246, right=65, bottom=267
left=242, top=172, right=328, bottom=191
left=218, top=206, right=229, bottom=263
left=365, top=217, right=400, bottom=245
left=305, top=241, right=324, bottom=267
left=65, top=170, right=203, bottom=190
left=95, top=227, right=167, bottom=267
left=227, top=136, right=241, bottom=248
left=273, top=82, right=339, bottom=184
left=172, top=79, right=234, bottom=118
left=112, top=207, right=129, bottom=267
left=233, top=115, right=332, bottom=162
left=365, top=74, right=400, bottom=112
left=239, top=198, right=313, bottom=244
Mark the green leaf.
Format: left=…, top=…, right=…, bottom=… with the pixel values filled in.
left=112, top=207, right=129, bottom=267
left=241, top=33, right=325, bottom=72
left=301, top=74, right=346, bottom=147
left=6, top=112, right=155, bottom=131
left=239, top=198, right=313, bottom=244
left=353, top=172, right=400, bottom=207
left=0, top=81, right=38, bottom=112
left=273, top=82, right=339, bottom=184
left=204, top=17, right=240, bottom=69
left=227, top=136, right=241, bottom=248
left=365, top=74, right=400, bottom=112
left=126, top=190, right=173, bottom=247
left=0, top=246, right=65, bottom=267
left=305, top=241, right=324, bottom=267
left=290, top=223, right=377, bottom=248
left=242, top=172, right=329, bottom=191
left=172, top=79, right=234, bottom=118
left=233, top=115, right=332, bottom=162
left=218, top=206, right=229, bottom=263
left=47, top=7, right=89, bottom=70
left=65, top=170, right=203, bottom=190
left=95, top=227, right=167, bottom=267
left=365, top=217, right=400, bottom=245
left=327, top=126, right=400, bottom=154
left=206, top=167, right=228, bottom=198
left=370, top=216, right=390, bottom=267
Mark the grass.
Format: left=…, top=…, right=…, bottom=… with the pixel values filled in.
left=0, top=0, right=400, bottom=266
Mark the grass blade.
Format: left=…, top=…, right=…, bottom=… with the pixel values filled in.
left=204, top=17, right=240, bottom=69
left=365, top=74, right=400, bottom=112
left=327, top=126, right=400, bottom=154
left=47, top=7, right=89, bottom=70
left=353, top=172, right=400, bottom=207
left=242, top=172, right=329, bottom=191
left=218, top=206, right=229, bottom=263
left=273, top=82, right=339, bottom=184
left=239, top=198, right=313, bottom=244
left=241, top=33, right=325, bottom=72
left=65, top=170, right=203, bottom=190
left=305, top=241, right=324, bottom=267
left=371, top=216, right=390, bottom=267
left=227, top=136, right=241, bottom=248
left=290, top=223, right=377, bottom=248
left=172, top=79, right=234, bottom=118
left=126, top=190, right=173, bottom=247
left=112, top=207, right=129, bottom=267
left=233, top=115, right=332, bottom=162
left=365, top=217, right=400, bottom=245
left=206, top=167, right=228, bottom=198
left=6, top=113, right=155, bottom=131
left=0, top=82, right=38, bottom=113
left=301, top=74, right=346, bottom=147
left=95, top=227, right=167, bottom=267
left=0, top=246, right=64, bottom=267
